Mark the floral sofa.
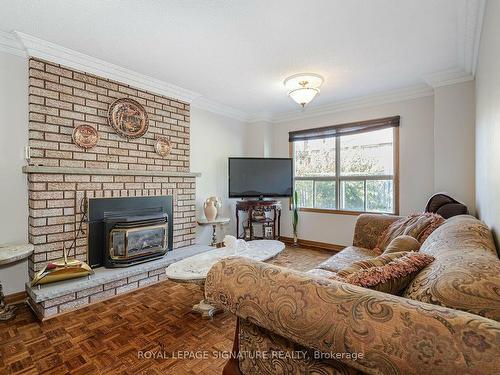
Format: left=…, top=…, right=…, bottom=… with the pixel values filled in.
left=205, top=214, right=500, bottom=375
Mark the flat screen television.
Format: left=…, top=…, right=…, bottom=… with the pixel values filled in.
left=228, top=157, right=293, bottom=198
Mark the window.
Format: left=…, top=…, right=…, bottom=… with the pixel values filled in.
left=290, top=117, right=399, bottom=214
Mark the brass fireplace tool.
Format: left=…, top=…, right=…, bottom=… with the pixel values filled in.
left=31, top=244, right=93, bottom=287
left=31, top=195, right=93, bottom=287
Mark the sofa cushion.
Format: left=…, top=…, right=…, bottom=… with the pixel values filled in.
left=374, top=213, right=444, bottom=253
left=403, top=215, right=500, bottom=321
left=353, top=213, right=401, bottom=250
left=315, top=246, right=379, bottom=273
left=336, top=251, right=415, bottom=277
left=331, top=252, right=434, bottom=294
left=383, top=235, right=421, bottom=254
left=238, top=319, right=363, bottom=375
left=306, top=268, right=338, bottom=279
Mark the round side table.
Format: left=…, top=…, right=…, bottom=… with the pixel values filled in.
left=0, top=243, right=34, bottom=321
left=197, top=217, right=230, bottom=246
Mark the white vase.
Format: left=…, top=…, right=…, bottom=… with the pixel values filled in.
left=204, top=200, right=217, bottom=221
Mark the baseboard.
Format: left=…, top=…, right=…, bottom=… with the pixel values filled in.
left=280, top=236, right=345, bottom=252
left=5, top=291, right=27, bottom=304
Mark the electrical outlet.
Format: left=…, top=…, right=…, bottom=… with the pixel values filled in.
left=24, top=146, right=31, bottom=161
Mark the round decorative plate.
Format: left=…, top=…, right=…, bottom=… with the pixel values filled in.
left=108, top=98, right=148, bottom=139
left=72, top=125, right=99, bottom=149
left=155, top=137, right=172, bottom=157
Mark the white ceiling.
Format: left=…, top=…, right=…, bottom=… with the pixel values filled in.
left=0, top=0, right=485, bottom=120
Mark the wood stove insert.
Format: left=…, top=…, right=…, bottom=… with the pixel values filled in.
left=88, top=196, right=173, bottom=268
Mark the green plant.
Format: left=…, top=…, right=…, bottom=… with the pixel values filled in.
left=292, top=190, right=299, bottom=244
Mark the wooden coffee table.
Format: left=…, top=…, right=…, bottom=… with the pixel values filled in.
left=165, top=240, right=285, bottom=318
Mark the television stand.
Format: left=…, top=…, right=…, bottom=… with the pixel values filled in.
left=236, top=200, right=281, bottom=241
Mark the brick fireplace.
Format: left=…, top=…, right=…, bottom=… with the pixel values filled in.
left=23, top=58, right=204, bottom=318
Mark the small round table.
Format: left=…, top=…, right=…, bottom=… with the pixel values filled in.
left=197, top=217, right=230, bottom=246
left=0, top=243, right=34, bottom=320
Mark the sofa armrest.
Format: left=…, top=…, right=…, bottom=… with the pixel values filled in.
left=206, top=257, right=500, bottom=375
left=353, top=214, right=401, bottom=249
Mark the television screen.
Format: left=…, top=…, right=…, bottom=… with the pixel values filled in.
left=229, top=158, right=293, bottom=198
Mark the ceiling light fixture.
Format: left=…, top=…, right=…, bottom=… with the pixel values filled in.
left=284, top=73, right=324, bottom=108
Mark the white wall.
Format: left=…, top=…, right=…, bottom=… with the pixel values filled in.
left=245, top=121, right=273, bottom=157
left=270, top=96, right=436, bottom=245
left=190, top=107, right=248, bottom=244
left=0, top=51, right=29, bottom=294
left=434, top=80, right=476, bottom=212
left=475, top=0, right=500, bottom=248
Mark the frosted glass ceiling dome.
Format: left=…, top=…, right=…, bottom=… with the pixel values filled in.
left=284, top=73, right=324, bottom=108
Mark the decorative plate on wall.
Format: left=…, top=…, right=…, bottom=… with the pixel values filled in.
left=108, top=98, right=149, bottom=139
left=72, top=124, right=99, bottom=149
left=155, top=137, right=172, bottom=157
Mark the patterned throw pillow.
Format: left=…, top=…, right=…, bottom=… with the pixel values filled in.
left=330, top=252, right=435, bottom=295
left=383, top=235, right=421, bottom=254
left=373, top=213, right=444, bottom=254
left=336, top=252, right=405, bottom=278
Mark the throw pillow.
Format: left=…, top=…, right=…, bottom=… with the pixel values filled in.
left=383, top=235, right=421, bottom=254
left=330, top=252, right=435, bottom=295
left=336, top=252, right=405, bottom=278
left=373, top=213, right=445, bottom=254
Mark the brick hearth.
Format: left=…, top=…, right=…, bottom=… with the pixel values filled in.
left=26, top=244, right=211, bottom=320
left=23, top=57, right=202, bottom=318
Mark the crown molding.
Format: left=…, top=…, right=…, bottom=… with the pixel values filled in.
left=423, top=67, right=474, bottom=88
left=0, top=29, right=26, bottom=57
left=6, top=30, right=251, bottom=120
left=14, top=31, right=201, bottom=103
left=191, top=96, right=249, bottom=122
left=265, top=84, right=434, bottom=124
left=247, top=112, right=274, bottom=124
left=0, top=30, right=248, bottom=121
left=470, top=0, right=486, bottom=75
left=459, top=0, right=486, bottom=75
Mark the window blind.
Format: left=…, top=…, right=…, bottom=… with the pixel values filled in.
left=288, top=116, right=400, bottom=142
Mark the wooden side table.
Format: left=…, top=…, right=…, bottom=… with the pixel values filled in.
left=197, top=217, right=230, bottom=246
left=236, top=200, right=281, bottom=241
left=0, top=243, right=34, bottom=320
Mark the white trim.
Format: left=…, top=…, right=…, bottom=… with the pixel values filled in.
left=0, top=30, right=26, bottom=57
left=10, top=30, right=250, bottom=121
left=470, top=0, right=486, bottom=75
left=191, top=97, right=249, bottom=122
left=459, top=0, right=486, bottom=75
left=260, top=84, right=434, bottom=124
left=423, top=67, right=474, bottom=88
left=14, top=31, right=201, bottom=103
left=22, top=165, right=201, bottom=178
left=246, top=112, right=274, bottom=124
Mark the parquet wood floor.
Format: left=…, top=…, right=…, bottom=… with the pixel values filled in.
left=0, top=247, right=332, bottom=375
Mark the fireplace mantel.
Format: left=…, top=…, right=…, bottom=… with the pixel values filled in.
left=22, top=165, right=201, bottom=178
